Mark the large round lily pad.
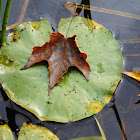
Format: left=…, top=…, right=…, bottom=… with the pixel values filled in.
left=0, top=17, right=123, bottom=122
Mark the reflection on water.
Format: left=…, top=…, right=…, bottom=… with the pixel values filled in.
left=0, top=0, right=140, bottom=139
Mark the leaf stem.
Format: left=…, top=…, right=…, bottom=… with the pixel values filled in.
left=1, top=0, right=12, bottom=45
left=94, top=115, right=106, bottom=140
left=65, top=15, right=75, bottom=38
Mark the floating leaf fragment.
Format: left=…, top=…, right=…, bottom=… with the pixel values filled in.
left=122, top=71, right=140, bottom=82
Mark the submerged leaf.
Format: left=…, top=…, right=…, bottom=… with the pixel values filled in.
left=21, top=32, right=90, bottom=95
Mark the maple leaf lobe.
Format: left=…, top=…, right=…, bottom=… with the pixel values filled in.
left=21, top=32, right=90, bottom=95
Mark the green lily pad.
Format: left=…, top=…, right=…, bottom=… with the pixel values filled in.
left=0, top=17, right=123, bottom=122
left=0, top=124, right=14, bottom=140
left=18, top=123, right=59, bottom=140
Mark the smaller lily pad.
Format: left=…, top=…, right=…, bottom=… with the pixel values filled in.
left=18, top=123, right=59, bottom=140
left=0, top=124, right=14, bottom=140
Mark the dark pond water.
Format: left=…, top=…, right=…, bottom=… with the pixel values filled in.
left=0, top=0, right=140, bottom=140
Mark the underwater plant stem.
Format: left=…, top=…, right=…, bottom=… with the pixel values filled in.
left=1, top=0, right=12, bottom=45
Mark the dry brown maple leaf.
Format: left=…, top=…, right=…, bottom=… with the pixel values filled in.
left=21, top=32, right=90, bottom=95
